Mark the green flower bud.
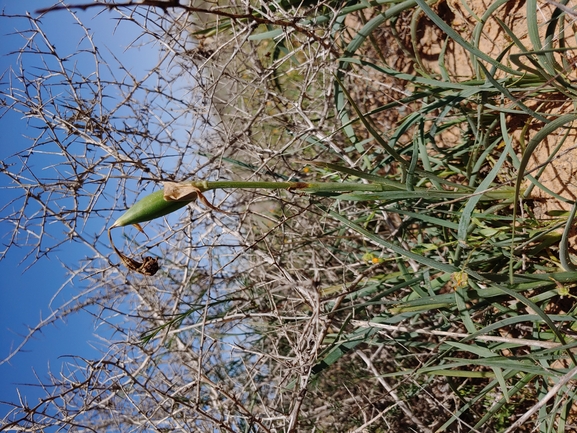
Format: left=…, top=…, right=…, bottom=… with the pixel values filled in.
left=111, top=190, right=194, bottom=228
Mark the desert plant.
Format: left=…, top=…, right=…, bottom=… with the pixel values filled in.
left=4, top=0, right=577, bottom=432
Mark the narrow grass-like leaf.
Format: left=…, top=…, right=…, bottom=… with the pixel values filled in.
left=471, top=0, right=516, bottom=73
left=311, top=327, right=378, bottom=375
left=457, top=115, right=512, bottom=242
left=469, top=373, right=536, bottom=430
left=248, top=28, right=284, bottom=40
left=391, top=209, right=460, bottom=230
left=413, top=0, right=521, bottom=75
left=334, top=75, right=408, bottom=167
left=418, top=358, right=555, bottom=376
left=444, top=341, right=499, bottom=358
left=303, top=160, right=407, bottom=186
left=512, top=113, right=577, bottom=264
left=324, top=206, right=459, bottom=274
left=478, top=62, right=549, bottom=122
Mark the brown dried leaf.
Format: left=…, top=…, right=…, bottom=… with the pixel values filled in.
left=163, top=182, right=199, bottom=202
left=108, top=228, right=160, bottom=276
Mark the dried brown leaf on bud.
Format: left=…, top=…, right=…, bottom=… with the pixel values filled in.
left=163, top=182, right=201, bottom=202
left=108, top=228, right=159, bottom=276
left=164, top=182, right=231, bottom=214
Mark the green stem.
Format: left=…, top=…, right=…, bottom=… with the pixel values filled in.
left=191, top=180, right=514, bottom=198
left=560, top=201, right=577, bottom=272
left=190, top=180, right=405, bottom=193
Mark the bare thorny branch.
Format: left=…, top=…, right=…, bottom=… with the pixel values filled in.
left=36, top=0, right=340, bottom=54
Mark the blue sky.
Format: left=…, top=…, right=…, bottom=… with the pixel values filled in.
left=0, top=0, right=161, bottom=419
